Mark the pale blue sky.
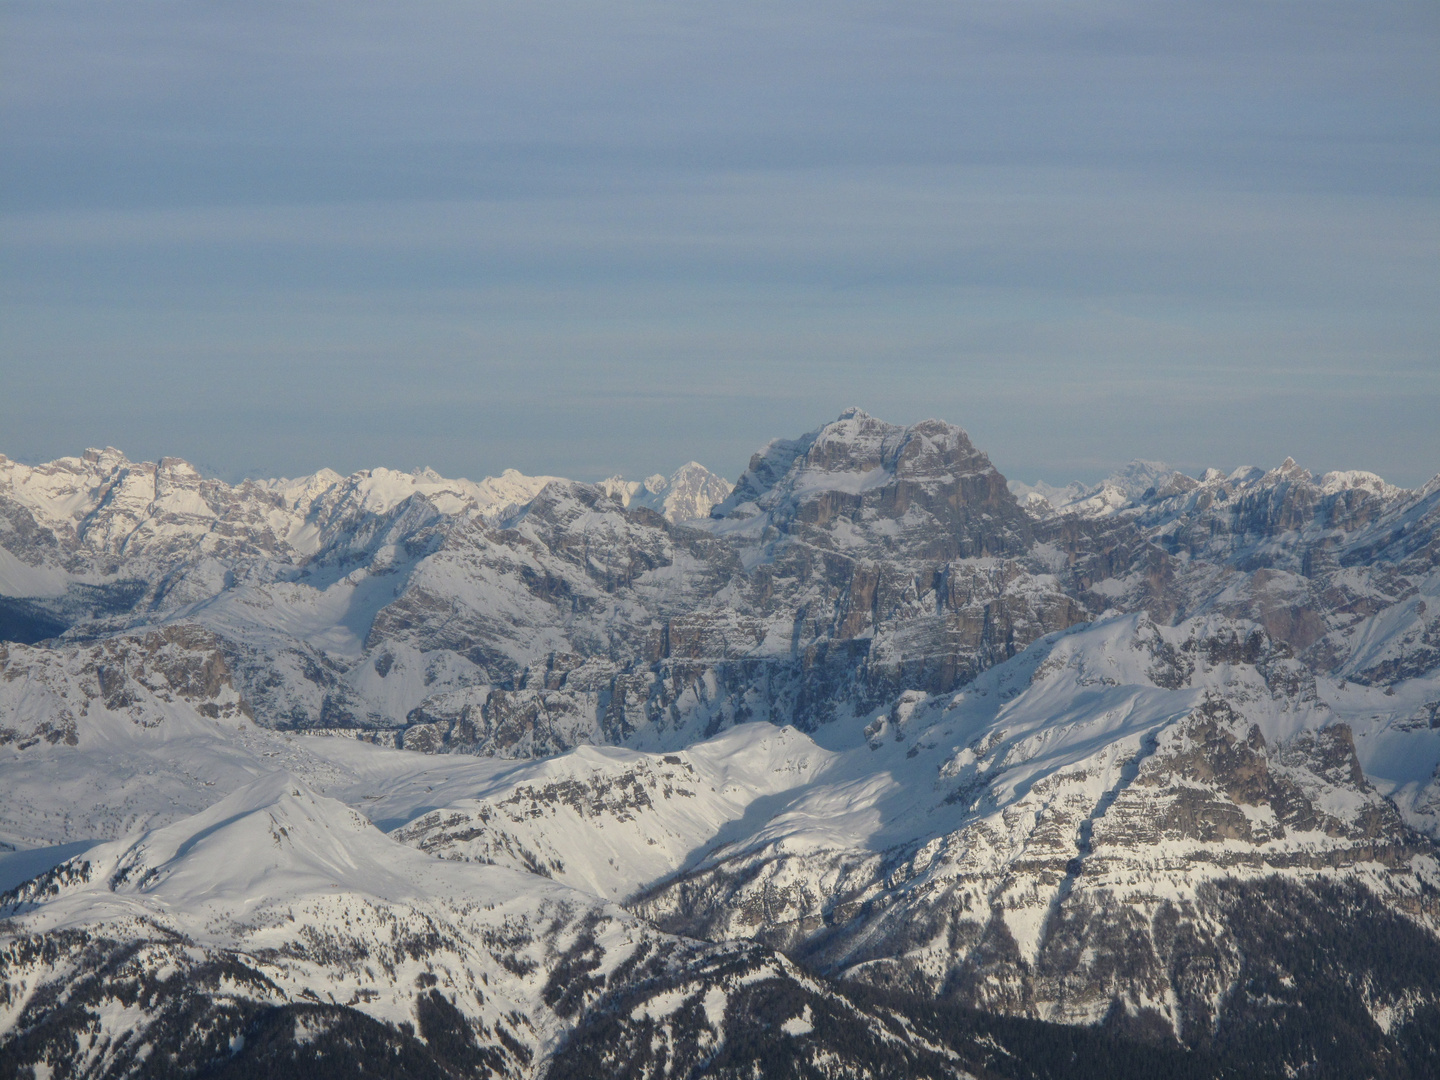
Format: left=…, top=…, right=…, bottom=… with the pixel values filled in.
left=2, top=1, right=1437, bottom=487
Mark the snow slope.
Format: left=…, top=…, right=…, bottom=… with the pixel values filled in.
left=0, top=772, right=664, bottom=1073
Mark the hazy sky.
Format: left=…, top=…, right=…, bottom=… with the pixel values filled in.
left=2, top=1, right=1437, bottom=487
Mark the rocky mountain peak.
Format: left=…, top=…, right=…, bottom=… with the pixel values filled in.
left=711, top=412, right=1027, bottom=560
left=157, top=455, right=200, bottom=476
left=81, top=446, right=128, bottom=468
left=1318, top=469, right=1397, bottom=497
left=1265, top=456, right=1311, bottom=484
left=719, top=412, right=991, bottom=509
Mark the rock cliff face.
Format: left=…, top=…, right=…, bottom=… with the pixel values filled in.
left=3, top=412, right=1440, bottom=1077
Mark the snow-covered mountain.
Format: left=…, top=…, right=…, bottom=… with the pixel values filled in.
left=597, top=461, right=733, bottom=524
left=389, top=612, right=1440, bottom=1036
left=3, top=412, right=1440, bottom=1078
left=2, top=770, right=994, bottom=1078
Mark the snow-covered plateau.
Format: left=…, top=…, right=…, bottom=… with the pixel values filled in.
left=3, top=409, right=1439, bottom=1078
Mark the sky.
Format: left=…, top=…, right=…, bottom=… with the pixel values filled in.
left=2, top=0, right=1437, bottom=488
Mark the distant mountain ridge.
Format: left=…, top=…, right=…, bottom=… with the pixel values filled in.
left=1012, top=457, right=1406, bottom=519
left=598, top=461, right=734, bottom=524
left=0, top=448, right=730, bottom=632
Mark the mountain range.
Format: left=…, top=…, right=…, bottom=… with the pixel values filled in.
left=2, top=409, right=1438, bottom=1078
